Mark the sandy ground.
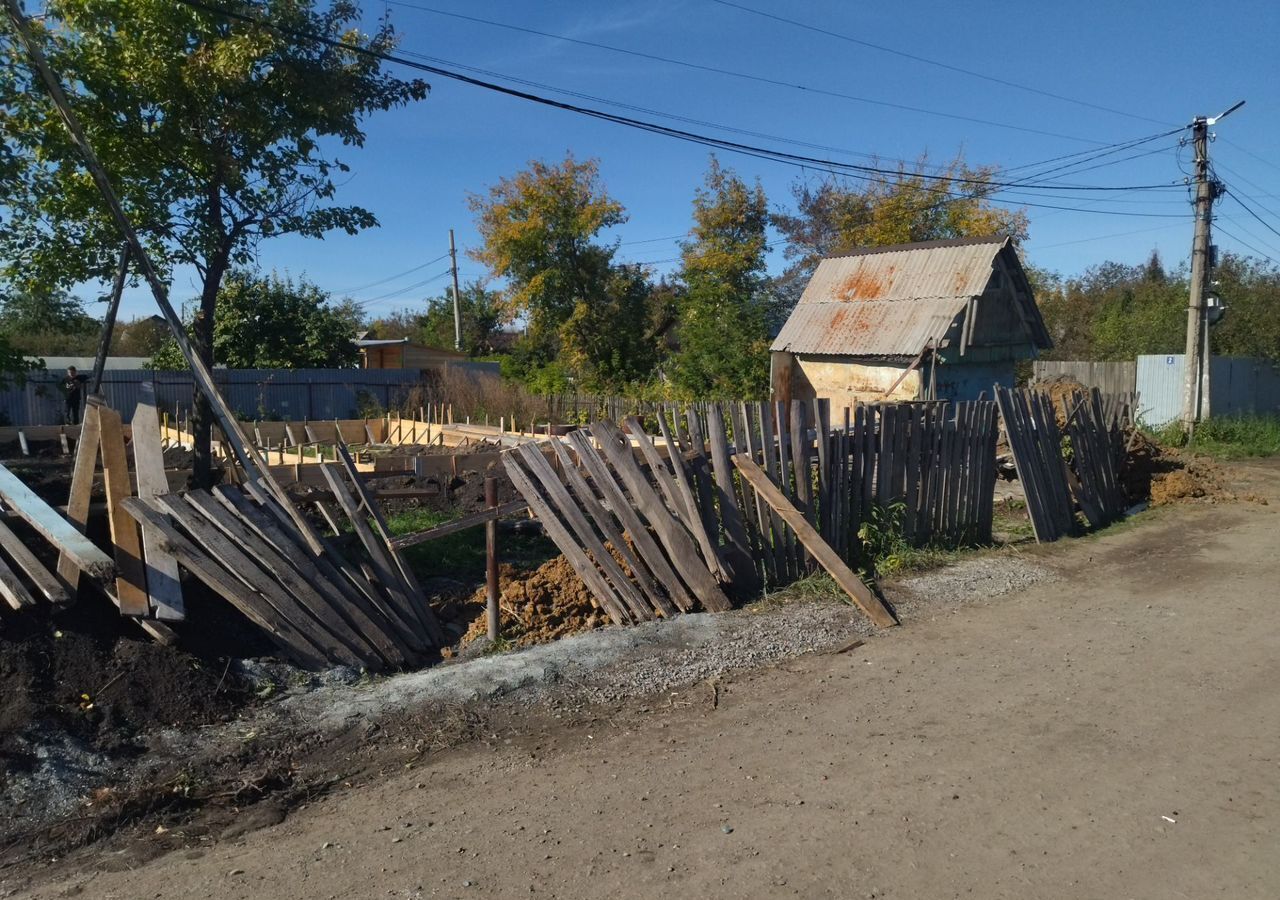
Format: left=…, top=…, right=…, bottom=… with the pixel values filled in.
left=12, top=463, right=1280, bottom=900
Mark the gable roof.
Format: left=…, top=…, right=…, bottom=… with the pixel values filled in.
left=770, top=236, right=1050, bottom=356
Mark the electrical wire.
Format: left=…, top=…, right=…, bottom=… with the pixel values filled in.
left=1213, top=224, right=1280, bottom=265
left=1222, top=188, right=1280, bottom=242
left=1030, top=223, right=1184, bottom=250
left=353, top=267, right=453, bottom=307
left=171, top=0, right=1186, bottom=200
left=332, top=251, right=450, bottom=294
left=386, top=0, right=1112, bottom=145
left=707, top=0, right=1174, bottom=128
left=396, top=43, right=1181, bottom=187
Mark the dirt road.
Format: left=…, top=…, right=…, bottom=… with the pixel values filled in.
left=15, top=466, right=1280, bottom=899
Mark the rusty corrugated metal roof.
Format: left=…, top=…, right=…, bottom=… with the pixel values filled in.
left=771, top=236, right=1012, bottom=356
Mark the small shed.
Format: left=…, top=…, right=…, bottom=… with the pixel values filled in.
left=356, top=337, right=469, bottom=370
left=770, top=236, right=1050, bottom=405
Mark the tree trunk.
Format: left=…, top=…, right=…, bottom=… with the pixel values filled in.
left=190, top=255, right=229, bottom=488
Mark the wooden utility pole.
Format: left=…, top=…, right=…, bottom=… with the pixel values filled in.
left=1180, top=101, right=1243, bottom=433
left=449, top=228, right=463, bottom=351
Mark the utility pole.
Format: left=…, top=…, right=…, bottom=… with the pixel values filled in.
left=449, top=228, right=463, bottom=352
left=1180, top=101, right=1244, bottom=434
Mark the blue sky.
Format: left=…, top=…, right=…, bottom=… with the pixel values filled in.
left=114, top=0, right=1280, bottom=320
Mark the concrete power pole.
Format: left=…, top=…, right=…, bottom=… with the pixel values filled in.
left=1180, top=101, right=1243, bottom=433
left=449, top=229, right=463, bottom=352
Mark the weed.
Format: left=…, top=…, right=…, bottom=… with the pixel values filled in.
left=857, top=501, right=909, bottom=577
left=1146, top=414, right=1280, bottom=459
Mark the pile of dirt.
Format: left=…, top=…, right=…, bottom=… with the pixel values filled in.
left=1150, top=457, right=1231, bottom=506
left=0, top=622, right=250, bottom=775
left=1035, top=376, right=1090, bottom=427
left=460, top=557, right=605, bottom=649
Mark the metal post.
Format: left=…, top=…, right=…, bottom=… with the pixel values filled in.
left=449, top=229, right=463, bottom=351
left=484, top=475, right=500, bottom=641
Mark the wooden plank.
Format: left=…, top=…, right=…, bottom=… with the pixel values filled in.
left=0, top=520, right=70, bottom=606
left=334, top=442, right=445, bottom=646
left=567, top=430, right=700, bottom=614
left=789, top=400, right=811, bottom=516
left=705, top=404, right=758, bottom=594
left=548, top=439, right=675, bottom=617
left=98, top=405, right=149, bottom=616
left=131, top=385, right=185, bottom=621
left=758, top=401, right=791, bottom=581
left=319, top=463, right=433, bottom=646
left=502, top=451, right=630, bottom=626
left=517, top=443, right=652, bottom=622
left=589, top=421, right=731, bottom=613
left=623, top=416, right=688, bottom=521
left=0, top=547, right=37, bottom=610
left=739, top=402, right=776, bottom=583
left=728, top=403, right=762, bottom=565
left=683, top=407, right=721, bottom=551
left=213, top=485, right=426, bottom=661
left=390, top=499, right=529, bottom=549
left=654, top=412, right=727, bottom=583
left=183, top=490, right=398, bottom=667
left=155, top=493, right=368, bottom=667
left=0, top=463, right=114, bottom=584
left=122, top=497, right=330, bottom=669
left=212, top=486, right=427, bottom=660
left=58, top=403, right=102, bottom=587
left=733, top=454, right=897, bottom=629
left=812, top=398, right=831, bottom=540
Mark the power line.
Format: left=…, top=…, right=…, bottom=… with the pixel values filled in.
left=354, top=268, right=454, bottom=307
left=1213, top=224, right=1280, bottom=265
left=708, top=0, right=1173, bottom=128
left=1220, top=138, right=1280, bottom=177
left=333, top=252, right=450, bottom=294
left=397, top=43, right=1180, bottom=186
left=386, top=0, right=1112, bottom=145
left=1222, top=188, right=1280, bottom=242
left=1029, top=223, right=1184, bottom=250
left=173, top=0, right=1185, bottom=215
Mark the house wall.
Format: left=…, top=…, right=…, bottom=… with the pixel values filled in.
left=771, top=351, right=1015, bottom=405
left=773, top=352, right=922, bottom=405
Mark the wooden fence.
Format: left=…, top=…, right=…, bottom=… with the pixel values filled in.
left=506, top=399, right=1001, bottom=623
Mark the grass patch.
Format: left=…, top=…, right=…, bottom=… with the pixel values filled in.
left=382, top=506, right=557, bottom=578
left=1147, top=414, right=1280, bottom=459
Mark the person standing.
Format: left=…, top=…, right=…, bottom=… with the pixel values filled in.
left=62, top=366, right=88, bottom=425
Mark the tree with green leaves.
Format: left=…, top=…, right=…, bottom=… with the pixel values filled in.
left=468, top=155, right=656, bottom=392
left=772, top=153, right=1029, bottom=302
left=668, top=158, right=771, bottom=398
left=1, top=0, right=426, bottom=483
left=150, top=271, right=361, bottom=369
left=0, top=285, right=99, bottom=354
left=416, top=281, right=504, bottom=355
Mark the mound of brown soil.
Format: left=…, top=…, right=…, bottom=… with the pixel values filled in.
left=1150, top=457, right=1230, bottom=506
left=461, top=556, right=605, bottom=649
left=1035, top=376, right=1090, bottom=428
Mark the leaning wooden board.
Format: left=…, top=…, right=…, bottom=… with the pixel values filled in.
left=131, top=384, right=185, bottom=621
left=733, top=454, right=897, bottom=629
left=97, top=405, right=150, bottom=616
left=0, top=462, right=114, bottom=582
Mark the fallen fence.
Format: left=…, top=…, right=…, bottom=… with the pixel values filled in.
left=501, top=399, right=1002, bottom=628
left=995, top=386, right=1133, bottom=542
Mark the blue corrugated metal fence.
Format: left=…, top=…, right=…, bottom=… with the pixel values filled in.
left=0, top=368, right=429, bottom=426
left=1136, top=354, right=1280, bottom=425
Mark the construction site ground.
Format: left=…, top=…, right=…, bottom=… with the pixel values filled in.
left=3, top=458, right=1278, bottom=898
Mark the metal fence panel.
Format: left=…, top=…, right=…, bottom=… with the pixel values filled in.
left=1136, top=354, right=1280, bottom=425
left=0, top=368, right=429, bottom=426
